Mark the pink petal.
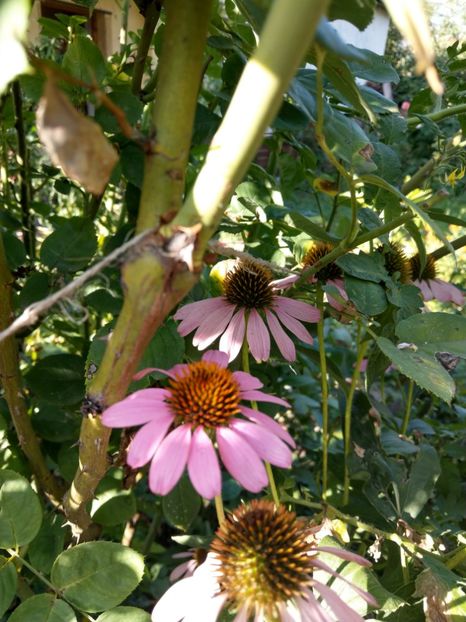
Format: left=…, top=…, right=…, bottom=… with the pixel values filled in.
left=102, top=391, right=172, bottom=428
left=192, top=303, right=236, bottom=350
left=232, top=371, right=263, bottom=391
left=170, top=560, right=192, bottom=582
left=298, top=592, right=331, bottom=622
left=414, top=279, right=433, bottom=301
left=274, top=309, right=313, bottom=345
left=216, top=427, right=268, bottom=492
left=174, top=297, right=227, bottom=321
left=127, top=415, right=174, bottom=468
left=312, top=581, right=366, bottom=622
left=183, top=595, right=227, bottom=622
left=187, top=427, right=221, bottom=499
left=312, top=558, right=378, bottom=607
left=265, top=309, right=296, bottom=361
left=151, top=575, right=215, bottom=622
left=202, top=350, right=229, bottom=368
left=271, top=274, right=300, bottom=290
left=233, top=606, right=249, bottom=622
left=273, top=297, right=320, bottom=322
left=240, top=405, right=295, bottom=448
left=133, top=369, right=171, bottom=381
left=219, top=308, right=246, bottom=362
left=316, top=546, right=371, bottom=566
left=230, top=419, right=292, bottom=468
left=149, top=424, right=192, bottom=495
left=430, top=279, right=464, bottom=305
left=247, top=308, right=271, bottom=362
left=241, top=389, right=290, bottom=407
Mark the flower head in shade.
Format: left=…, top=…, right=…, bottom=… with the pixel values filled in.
left=174, top=258, right=320, bottom=363
left=410, top=254, right=464, bottom=306
left=101, top=351, right=294, bottom=499
left=152, top=500, right=378, bottom=622
left=377, top=242, right=412, bottom=284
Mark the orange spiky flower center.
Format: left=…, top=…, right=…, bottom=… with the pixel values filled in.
left=223, top=259, right=274, bottom=309
left=211, top=500, right=314, bottom=619
left=167, top=362, right=240, bottom=428
left=302, top=242, right=342, bottom=282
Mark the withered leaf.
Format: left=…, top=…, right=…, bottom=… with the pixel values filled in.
left=36, top=79, right=118, bottom=195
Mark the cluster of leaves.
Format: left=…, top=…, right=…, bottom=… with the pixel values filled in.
left=0, top=0, right=465, bottom=621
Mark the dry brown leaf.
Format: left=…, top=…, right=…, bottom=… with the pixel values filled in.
left=36, top=79, right=118, bottom=195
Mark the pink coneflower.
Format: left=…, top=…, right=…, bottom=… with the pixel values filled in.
left=101, top=351, right=294, bottom=499
left=410, top=254, right=464, bottom=306
left=152, top=500, right=378, bottom=622
left=174, top=258, right=320, bottom=363
left=170, top=549, right=208, bottom=582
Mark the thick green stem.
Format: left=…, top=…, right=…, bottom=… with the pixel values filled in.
left=137, top=0, right=212, bottom=231
left=431, top=233, right=466, bottom=261
left=171, top=0, right=330, bottom=252
left=12, top=81, right=34, bottom=260
left=131, top=1, right=163, bottom=95
left=343, top=327, right=368, bottom=505
left=316, top=285, right=329, bottom=500
left=215, top=495, right=225, bottom=525
left=407, top=104, right=466, bottom=127
left=401, top=379, right=414, bottom=436
left=0, top=234, right=63, bottom=503
left=63, top=0, right=213, bottom=535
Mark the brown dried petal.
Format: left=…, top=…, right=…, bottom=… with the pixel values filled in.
left=36, top=79, right=118, bottom=195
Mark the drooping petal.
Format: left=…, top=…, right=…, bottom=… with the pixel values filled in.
left=230, top=419, right=292, bottom=468
left=316, top=546, right=371, bottom=566
left=170, top=560, right=193, bottom=582
left=312, top=581, right=366, bottom=622
left=247, top=308, right=271, bottom=362
left=187, top=427, right=221, bottom=499
left=430, top=279, right=464, bottom=305
left=240, top=390, right=290, bottom=407
left=183, top=594, right=227, bottom=622
left=297, top=592, right=330, bottom=622
left=202, top=350, right=230, bottom=368
left=265, top=309, right=296, bottom=361
left=279, top=602, right=302, bottom=622
left=273, top=297, right=320, bottom=322
left=271, top=274, right=300, bottom=290
left=219, top=308, right=246, bottom=362
left=233, top=371, right=263, bottom=391
left=240, top=405, right=295, bottom=448
left=216, top=427, right=268, bottom=492
left=274, top=309, right=313, bottom=345
left=413, top=279, right=433, bottom=301
left=149, top=424, right=192, bottom=495
left=174, top=297, right=227, bottom=321
left=151, top=575, right=214, bottom=622
left=102, top=391, right=172, bottom=428
left=192, top=303, right=236, bottom=350
left=312, top=559, right=379, bottom=607
left=233, top=606, right=250, bottom=622
left=126, top=415, right=174, bottom=468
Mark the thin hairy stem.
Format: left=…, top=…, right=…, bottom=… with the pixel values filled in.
left=316, top=285, right=329, bottom=500
left=401, top=379, right=414, bottom=436
left=132, top=1, right=163, bottom=95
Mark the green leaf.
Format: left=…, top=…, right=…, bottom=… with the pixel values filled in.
left=284, top=212, right=338, bottom=243
left=337, top=252, right=388, bottom=282
left=138, top=319, right=186, bottom=375
left=120, top=143, right=144, bottom=188
left=0, top=555, right=17, bottom=617
left=376, top=337, right=455, bottom=404
left=32, top=405, right=81, bottom=442
left=345, top=276, right=388, bottom=315
left=25, top=354, right=85, bottom=406
left=28, top=514, right=65, bottom=575
left=400, top=445, right=441, bottom=520
left=162, top=475, right=201, bottom=531
left=2, top=231, right=27, bottom=270
left=348, top=49, right=399, bottom=84
left=62, top=35, right=107, bottom=84
left=18, top=272, right=52, bottom=309
left=96, top=607, right=151, bottom=622
left=8, top=595, right=76, bottom=622
left=91, top=488, right=137, bottom=527
left=51, top=542, right=144, bottom=613
left=328, top=0, right=376, bottom=30
left=40, top=218, right=97, bottom=272
left=360, top=175, right=455, bottom=255
left=0, top=0, right=30, bottom=95
left=314, top=536, right=405, bottom=616
left=315, top=19, right=371, bottom=63
left=396, top=313, right=466, bottom=358
left=0, top=470, right=42, bottom=548
left=95, top=87, right=143, bottom=134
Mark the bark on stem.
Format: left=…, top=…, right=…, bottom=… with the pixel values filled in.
left=63, top=0, right=213, bottom=535
left=0, top=234, right=63, bottom=503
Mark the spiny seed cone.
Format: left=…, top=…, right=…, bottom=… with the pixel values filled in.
left=302, top=242, right=342, bottom=282
left=223, top=259, right=274, bottom=309
left=211, top=500, right=314, bottom=617
left=409, top=253, right=437, bottom=280
left=168, top=362, right=240, bottom=427
left=378, top=242, right=412, bottom=283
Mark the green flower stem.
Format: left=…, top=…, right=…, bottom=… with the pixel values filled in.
left=401, top=379, right=414, bottom=436
left=241, top=336, right=280, bottom=507
left=215, top=495, right=225, bottom=525
left=343, top=326, right=368, bottom=505
left=316, top=285, right=329, bottom=500
left=0, top=234, right=64, bottom=503
left=406, top=103, right=466, bottom=127
left=131, top=1, right=163, bottom=95
left=445, top=544, right=466, bottom=570
left=431, top=233, right=466, bottom=261
left=170, top=0, right=330, bottom=254
left=63, top=0, right=213, bottom=535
